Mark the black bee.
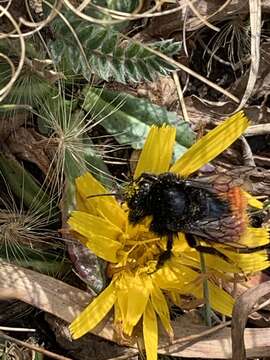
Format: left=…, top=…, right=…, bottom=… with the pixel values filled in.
left=124, top=171, right=253, bottom=266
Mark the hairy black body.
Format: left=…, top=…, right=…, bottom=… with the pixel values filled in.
left=126, top=172, right=230, bottom=236
left=125, top=172, right=238, bottom=266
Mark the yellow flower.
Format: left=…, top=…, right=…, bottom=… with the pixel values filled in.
left=68, top=111, right=269, bottom=360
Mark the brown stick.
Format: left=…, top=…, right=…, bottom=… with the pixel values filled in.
left=0, top=331, right=73, bottom=360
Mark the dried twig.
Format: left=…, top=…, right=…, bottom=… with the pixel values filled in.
left=172, top=71, right=190, bottom=122
left=0, top=331, right=72, bottom=360
left=185, top=0, right=220, bottom=32
left=245, top=124, right=270, bottom=136
left=235, top=0, right=261, bottom=110
left=0, top=6, right=25, bottom=102
left=0, top=326, right=35, bottom=332
left=240, top=136, right=256, bottom=167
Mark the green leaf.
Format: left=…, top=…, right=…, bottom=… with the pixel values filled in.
left=101, top=31, right=118, bottom=54
left=124, top=59, right=140, bottom=82
left=107, top=0, right=139, bottom=12
left=125, top=43, right=141, bottom=58
left=96, top=55, right=111, bottom=81
left=86, top=27, right=108, bottom=50
left=83, top=87, right=195, bottom=157
left=0, top=153, right=58, bottom=220
left=111, top=59, right=126, bottom=83
left=0, top=245, right=70, bottom=276
left=50, top=39, right=66, bottom=64
left=77, top=24, right=95, bottom=43
left=136, top=59, right=155, bottom=81
left=49, top=10, right=182, bottom=83
left=106, top=0, right=139, bottom=31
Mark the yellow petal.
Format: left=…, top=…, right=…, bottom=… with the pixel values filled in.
left=172, top=233, right=190, bottom=255
left=115, top=274, right=129, bottom=322
left=208, top=283, right=234, bottom=316
left=151, top=284, right=173, bottom=335
left=180, top=242, right=270, bottom=274
left=134, top=125, right=176, bottom=179
left=171, top=111, right=249, bottom=176
left=220, top=248, right=269, bottom=273
left=68, top=211, right=122, bottom=262
left=152, top=264, right=179, bottom=289
left=76, top=191, right=89, bottom=212
left=155, top=259, right=234, bottom=315
left=239, top=227, right=269, bottom=247
left=143, top=301, right=158, bottom=360
left=243, top=190, right=263, bottom=209
left=114, top=300, right=121, bottom=324
left=153, top=260, right=198, bottom=290
left=154, top=259, right=234, bottom=316
left=176, top=245, right=243, bottom=274
left=123, top=274, right=151, bottom=336
left=190, top=281, right=234, bottom=316
left=69, top=282, right=116, bottom=339
left=76, top=172, right=126, bottom=229
left=187, top=251, right=240, bottom=274
left=69, top=211, right=123, bottom=239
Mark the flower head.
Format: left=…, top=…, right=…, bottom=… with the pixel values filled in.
left=68, top=111, right=269, bottom=360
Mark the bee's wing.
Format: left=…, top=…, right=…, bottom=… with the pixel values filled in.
left=184, top=166, right=254, bottom=194
left=183, top=215, right=247, bottom=248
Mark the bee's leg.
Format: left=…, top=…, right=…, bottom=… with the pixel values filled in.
left=236, top=244, right=270, bottom=253
left=185, top=233, right=234, bottom=265
left=185, top=233, right=197, bottom=248
left=157, top=233, right=174, bottom=268
left=167, top=232, right=174, bottom=252
left=195, top=245, right=232, bottom=264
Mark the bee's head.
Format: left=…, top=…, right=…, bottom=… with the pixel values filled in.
left=124, top=173, right=157, bottom=224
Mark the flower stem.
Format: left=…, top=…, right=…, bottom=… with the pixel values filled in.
left=199, top=252, right=212, bottom=327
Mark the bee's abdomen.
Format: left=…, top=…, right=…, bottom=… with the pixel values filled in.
left=227, top=187, right=247, bottom=215
left=198, top=190, right=230, bottom=219
left=223, top=186, right=248, bottom=234
left=194, top=187, right=248, bottom=243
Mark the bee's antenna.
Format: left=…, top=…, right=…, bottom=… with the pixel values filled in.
left=86, top=193, right=117, bottom=199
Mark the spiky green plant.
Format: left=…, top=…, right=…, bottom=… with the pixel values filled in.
left=35, top=84, right=117, bottom=198
left=0, top=185, right=69, bottom=276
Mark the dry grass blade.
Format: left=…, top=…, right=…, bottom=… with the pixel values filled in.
left=245, top=123, right=270, bottom=136
left=172, top=71, right=190, bottom=122
left=67, top=0, right=196, bottom=21
left=63, top=0, right=130, bottom=25
left=13, top=0, right=61, bottom=37
left=0, top=6, right=25, bottom=102
left=235, top=0, right=261, bottom=111
left=186, top=0, right=220, bottom=32
left=231, top=280, right=270, bottom=360
left=0, top=260, right=92, bottom=321
left=0, top=326, right=35, bottom=332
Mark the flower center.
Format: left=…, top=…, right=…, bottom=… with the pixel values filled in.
left=110, top=224, right=166, bottom=276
